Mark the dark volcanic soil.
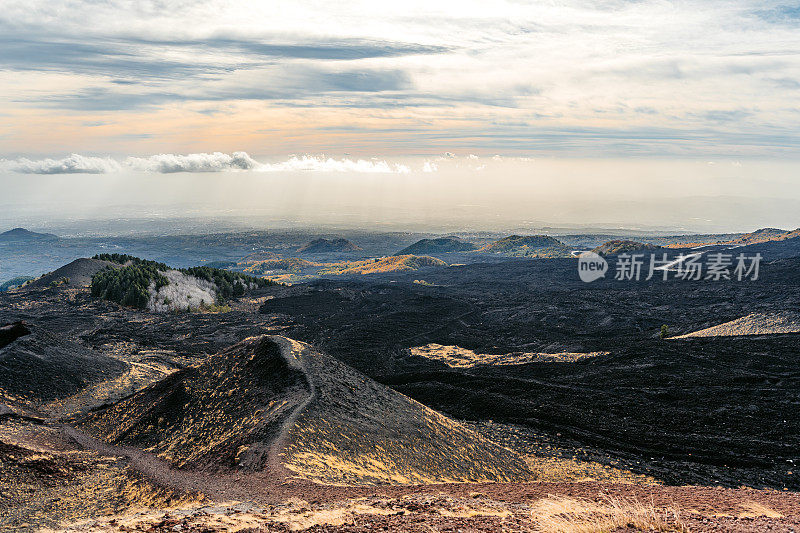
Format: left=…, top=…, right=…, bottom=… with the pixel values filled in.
left=259, top=257, right=800, bottom=490
left=1, top=256, right=799, bottom=531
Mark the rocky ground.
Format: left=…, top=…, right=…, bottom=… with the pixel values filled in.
left=2, top=256, right=800, bottom=531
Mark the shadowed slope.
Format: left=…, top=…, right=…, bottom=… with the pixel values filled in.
left=0, top=323, right=127, bottom=403
left=395, top=237, right=477, bottom=255
left=297, top=238, right=362, bottom=254
left=80, top=335, right=533, bottom=484
left=79, top=337, right=309, bottom=470
left=22, top=258, right=119, bottom=290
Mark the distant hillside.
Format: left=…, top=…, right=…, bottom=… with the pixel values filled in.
left=79, top=335, right=533, bottom=484
left=297, top=238, right=362, bottom=254
left=0, top=276, right=34, bottom=292
left=592, top=240, right=662, bottom=256
left=320, top=255, right=447, bottom=275
left=665, top=228, right=800, bottom=249
left=202, top=260, right=237, bottom=270
left=730, top=227, right=800, bottom=245
left=244, top=258, right=320, bottom=275
left=395, top=237, right=477, bottom=255
left=0, top=228, right=57, bottom=241
left=478, top=235, right=570, bottom=257
left=21, top=258, right=119, bottom=290
left=725, top=228, right=800, bottom=260
left=238, top=251, right=281, bottom=265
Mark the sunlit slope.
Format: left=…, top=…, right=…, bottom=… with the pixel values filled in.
left=80, top=336, right=533, bottom=485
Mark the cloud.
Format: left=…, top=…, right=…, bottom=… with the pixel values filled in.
left=0, top=152, right=415, bottom=174
left=257, top=155, right=411, bottom=173
left=138, top=36, right=449, bottom=61
left=31, top=67, right=412, bottom=111
left=3, top=153, right=121, bottom=174
left=125, top=152, right=259, bottom=173
left=0, top=36, right=221, bottom=80
left=753, top=5, right=800, bottom=23
left=0, top=32, right=446, bottom=81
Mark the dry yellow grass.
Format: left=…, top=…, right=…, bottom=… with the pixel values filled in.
left=410, top=343, right=607, bottom=368
left=736, top=501, right=783, bottom=518
left=530, top=496, right=688, bottom=533
left=319, top=255, right=446, bottom=275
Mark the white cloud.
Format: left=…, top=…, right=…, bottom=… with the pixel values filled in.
left=4, top=153, right=121, bottom=174
left=422, top=161, right=438, bottom=172
left=0, top=152, right=420, bottom=174
left=257, top=155, right=411, bottom=173
left=125, top=151, right=259, bottom=173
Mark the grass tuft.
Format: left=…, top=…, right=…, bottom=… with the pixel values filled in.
left=531, top=496, right=688, bottom=533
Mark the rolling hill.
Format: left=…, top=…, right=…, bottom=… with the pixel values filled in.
left=477, top=235, right=570, bottom=257
left=592, top=240, right=662, bottom=256
left=729, top=228, right=799, bottom=245
left=395, top=237, right=477, bottom=256
left=79, top=335, right=534, bottom=484
left=319, top=255, right=447, bottom=275
left=297, top=238, right=362, bottom=254
left=0, top=228, right=58, bottom=241
left=21, top=258, right=120, bottom=290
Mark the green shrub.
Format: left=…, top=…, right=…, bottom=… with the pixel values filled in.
left=91, top=255, right=278, bottom=309
left=91, top=263, right=169, bottom=309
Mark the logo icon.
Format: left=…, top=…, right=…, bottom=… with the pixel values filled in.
left=578, top=251, right=608, bottom=283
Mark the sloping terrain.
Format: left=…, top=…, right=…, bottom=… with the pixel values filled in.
left=730, top=227, right=800, bottom=245
left=22, top=258, right=119, bottom=290
left=320, top=255, right=447, bottom=275
left=297, top=238, right=362, bottom=253
left=260, top=257, right=800, bottom=489
left=244, top=256, right=447, bottom=282
left=0, top=277, right=34, bottom=292
left=0, top=228, right=58, bottom=241
left=80, top=335, right=532, bottom=484
left=90, top=255, right=273, bottom=311
left=244, top=258, right=321, bottom=275
left=674, top=311, right=800, bottom=338
left=238, top=250, right=281, bottom=265
left=661, top=227, right=800, bottom=257
left=282, top=338, right=531, bottom=484
left=395, top=237, right=477, bottom=255
left=592, top=239, right=662, bottom=255
left=0, top=322, right=127, bottom=403
left=2, top=253, right=800, bottom=531
left=478, top=235, right=570, bottom=257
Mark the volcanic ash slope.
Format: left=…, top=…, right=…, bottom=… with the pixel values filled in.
left=674, top=311, right=800, bottom=338
left=79, top=335, right=533, bottom=485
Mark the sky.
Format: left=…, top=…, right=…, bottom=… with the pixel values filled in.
left=1, top=0, right=800, bottom=231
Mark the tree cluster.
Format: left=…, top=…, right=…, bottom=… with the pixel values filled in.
left=91, top=255, right=277, bottom=309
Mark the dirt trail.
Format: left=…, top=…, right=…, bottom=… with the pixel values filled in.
left=263, top=336, right=318, bottom=478
left=59, top=336, right=317, bottom=500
